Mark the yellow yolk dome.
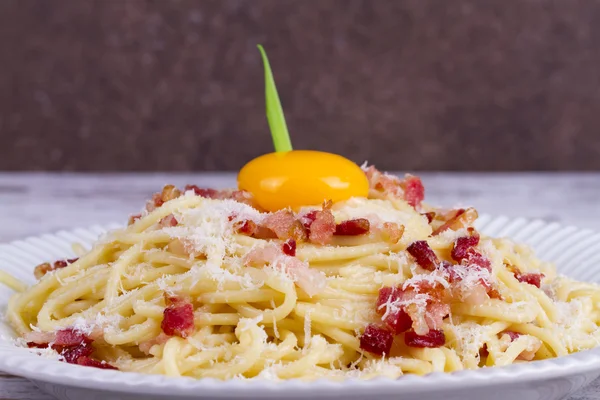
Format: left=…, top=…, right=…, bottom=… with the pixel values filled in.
left=238, top=150, right=369, bottom=212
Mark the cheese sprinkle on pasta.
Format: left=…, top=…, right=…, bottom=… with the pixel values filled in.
left=3, top=167, right=600, bottom=379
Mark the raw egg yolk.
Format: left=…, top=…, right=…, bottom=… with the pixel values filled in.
left=238, top=150, right=369, bottom=212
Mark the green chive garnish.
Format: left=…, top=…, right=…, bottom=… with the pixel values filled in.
left=257, top=44, right=293, bottom=153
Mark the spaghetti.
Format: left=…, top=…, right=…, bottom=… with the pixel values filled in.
left=3, top=165, right=600, bottom=380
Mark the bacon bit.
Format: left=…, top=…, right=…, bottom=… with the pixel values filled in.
left=451, top=233, right=480, bottom=262
left=376, top=286, right=398, bottom=311
left=400, top=175, right=425, bottom=207
left=376, top=285, right=448, bottom=335
left=307, top=201, right=336, bottom=245
left=465, top=251, right=492, bottom=272
left=161, top=300, right=195, bottom=338
left=184, top=186, right=257, bottom=207
left=504, top=331, right=521, bottom=341
left=335, top=218, right=370, bottom=236
left=282, top=239, right=296, bottom=256
left=34, top=258, right=79, bottom=279
left=158, top=214, right=178, bottom=228
left=61, top=341, right=94, bottom=364
left=300, top=210, right=318, bottom=230
left=380, top=222, right=404, bottom=244
left=376, top=287, right=414, bottom=334
left=228, top=190, right=258, bottom=207
left=128, top=214, right=142, bottom=225
left=363, top=166, right=425, bottom=208
left=422, top=212, right=436, bottom=223
left=432, top=208, right=478, bottom=236
left=480, top=343, right=489, bottom=358
left=185, top=185, right=219, bottom=198
left=407, top=241, right=439, bottom=271
left=244, top=244, right=326, bottom=296
left=385, top=307, right=413, bottom=334
left=76, top=356, right=118, bottom=370
left=423, top=302, right=451, bottom=331
left=25, top=331, right=56, bottom=347
left=236, top=220, right=257, bottom=235
left=262, top=210, right=307, bottom=242
left=161, top=185, right=181, bottom=202
left=25, top=328, right=117, bottom=370
left=54, top=328, right=92, bottom=348
left=359, top=324, right=394, bottom=355
left=487, top=287, right=503, bottom=299
left=404, top=329, right=446, bottom=348
left=514, top=272, right=544, bottom=288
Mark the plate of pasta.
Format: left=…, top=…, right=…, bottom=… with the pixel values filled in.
left=1, top=166, right=600, bottom=400
left=2, top=46, right=600, bottom=400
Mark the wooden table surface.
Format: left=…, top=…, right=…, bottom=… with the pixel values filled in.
left=1, top=172, right=599, bottom=399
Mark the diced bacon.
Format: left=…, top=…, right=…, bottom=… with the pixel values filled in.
left=423, top=302, right=450, bottom=331
left=128, top=214, right=142, bottom=225
left=24, top=331, right=56, bottom=347
left=432, top=208, right=478, bottom=236
left=504, top=331, right=521, bottom=341
left=376, top=286, right=398, bottom=313
left=306, top=202, right=336, bottom=245
left=34, top=258, right=79, bottom=280
left=282, top=239, right=296, bottom=256
left=399, top=175, right=425, bottom=207
left=376, top=284, right=448, bottom=336
left=54, top=328, right=92, bottom=349
left=464, top=250, right=491, bottom=272
left=359, top=324, right=394, bottom=355
left=407, top=241, right=439, bottom=271
left=184, top=185, right=257, bottom=208
left=422, top=212, right=436, bottom=223
left=404, top=329, right=446, bottom=348
left=244, top=244, right=325, bottom=296
left=300, top=210, right=318, bottom=230
left=159, top=214, right=178, bottom=228
left=381, top=222, right=404, bottom=244
left=139, top=333, right=170, bottom=354
left=244, top=245, right=281, bottom=267
left=514, top=272, right=544, bottom=288
left=185, top=185, right=219, bottom=198
left=363, top=165, right=425, bottom=208
left=161, top=301, right=195, bottom=338
left=147, top=185, right=182, bottom=212
left=161, top=185, right=181, bottom=202
left=385, top=307, right=413, bottom=334
left=61, top=341, right=94, bottom=364
left=451, top=233, right=480, bottom=262
left=75, top=356, right=118, bottom=370
left=460, top=284, right=489, bottom=306
left=480, top=343, right=489, bottom=357
left=335, top=218, right=370, bottom=236
left=376, top=287, right=414, bottom=334
left=228, top=190, right=258, bottom=208
left=24, top=328, right=115, bottom=369
left=487, top=287, right=503, bottom=299
left=237, top=220, right=257, bottom=235
left=262, top=210, right=307, bottom=242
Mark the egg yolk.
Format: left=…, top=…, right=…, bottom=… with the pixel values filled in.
left=238, top=150, right=369, bottom=212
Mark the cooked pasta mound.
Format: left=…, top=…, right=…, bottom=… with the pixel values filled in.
left=4, top=166, right=600, bottom=379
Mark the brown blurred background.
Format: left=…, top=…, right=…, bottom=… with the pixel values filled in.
left=1, top=0, right=600, bottom=172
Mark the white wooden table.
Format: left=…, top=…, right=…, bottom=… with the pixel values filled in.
left=1, top=172, right=599, bottom=399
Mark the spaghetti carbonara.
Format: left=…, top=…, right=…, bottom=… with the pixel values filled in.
left=3, top=165, right=600, bottom=380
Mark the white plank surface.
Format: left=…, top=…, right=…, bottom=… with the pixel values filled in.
left=0, top=172, right=599, bottom=400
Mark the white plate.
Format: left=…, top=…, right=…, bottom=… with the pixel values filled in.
left=1, top=216, right=600, bottom=400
